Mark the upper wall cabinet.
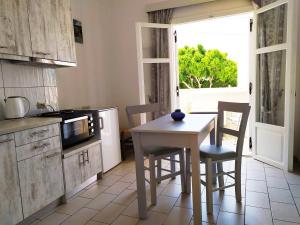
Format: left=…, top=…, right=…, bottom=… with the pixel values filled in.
left=56, top=0, right=76, bottom=63
left=28, top=0, right=58, bottom=60
left=0, top=0, right=32, bottom=57
left=0, top=0, right=76, bottom=66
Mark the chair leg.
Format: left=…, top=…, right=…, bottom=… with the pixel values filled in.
left=212, top=162, right=217, bottom=185
left=217, top=162, right=225, bottom=190
left=170, top=155, right=176, bottom=179
left=157, top=159, right=162, bottom=184
left=179, top=151, right=186, bottom=193
left=235, top=159, right=242, bottom=202
left=149, top=154, right=157, bottom=205
left=205, top=158, right=213, bottom=214
left=185, top=149, right=191, bottom=194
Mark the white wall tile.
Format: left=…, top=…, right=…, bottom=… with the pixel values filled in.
left=43, top=68, right=57, bottom=87
left=0, top=88, right=4, bottom=120
left=1, top=62, right=43, bottom=87
left=45, top=87, right=59, bottom=110
left=5, top=87, right=46, bottom=114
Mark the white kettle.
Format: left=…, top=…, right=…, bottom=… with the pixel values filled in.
left=4, top=96, right=30, bottom=119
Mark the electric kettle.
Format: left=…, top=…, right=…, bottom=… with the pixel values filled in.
left=4, top=96, right=30, bottom=119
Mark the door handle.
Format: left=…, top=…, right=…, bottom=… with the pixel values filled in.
left=79, top=152, right=85, bottom=165
left=99, top=117, right=104, bottom=130
left=46, top=152, right=61, bottom=158
left=85, top=150, right=89, bottom=163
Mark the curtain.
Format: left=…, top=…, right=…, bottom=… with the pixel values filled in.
left=257, top=0, right=286, bottom=126
left=148, top=9, right=174, bottom=116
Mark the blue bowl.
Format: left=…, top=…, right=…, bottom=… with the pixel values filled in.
left=171, top=109, right=185, bottom=121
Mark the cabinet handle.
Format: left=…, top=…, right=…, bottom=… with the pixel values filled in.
left=30, top=129, right=49, bottom=138
left=79, top=152, right=85, bottom=165
left=0, top=138, right=13, bottom=144
left=32, top=142, right=50, bottom=150
left=46, top=152, right=60, bottom=158
left=33, top=51, right=51, bottom=55
left=99, top=117, right=104, bottom=130
left=0, top=46, right=8, bottom=49
left=85, top=150, right=89, bottom=163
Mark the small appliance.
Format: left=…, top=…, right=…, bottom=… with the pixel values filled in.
left=4, top=96, right=30, bottom=119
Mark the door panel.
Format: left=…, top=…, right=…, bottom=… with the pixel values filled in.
left=63, top=153, right=83, bottom=193
left=81, top=144, right=102, bottom=180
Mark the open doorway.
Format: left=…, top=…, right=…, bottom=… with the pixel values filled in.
left=174, top=12, right=253, bottom=155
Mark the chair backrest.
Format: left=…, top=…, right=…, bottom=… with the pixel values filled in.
left=216, top=101, right=251, bottom=158
left=126, top=103, right=160, bottom=128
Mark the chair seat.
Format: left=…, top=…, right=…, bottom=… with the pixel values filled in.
left=199, top=144, right=236, bottom=161
left=144, top=146, right=182, bottom=157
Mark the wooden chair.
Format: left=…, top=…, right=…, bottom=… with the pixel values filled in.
left=126, top=103, right=186, bottom=205
left=198, top=101, right=250, bottom=214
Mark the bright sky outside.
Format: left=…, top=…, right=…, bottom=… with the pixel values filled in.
left=174, top=12, right=253, bottom=89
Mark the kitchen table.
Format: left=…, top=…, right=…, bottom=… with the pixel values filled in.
left=131, top=113, right=216, bottom=225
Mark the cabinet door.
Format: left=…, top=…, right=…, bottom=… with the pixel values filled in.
left=56, top=0, right=76, bottom=63
left=82, top=144, right=102, bottom=181
left=0, top=0, right=31, bottom=56
left=0, top=134, right=23, bottom=225
left=28, top=0, right=58, bottom=60
left=18, top=149, right=64, bottom=218
left=63, top=152, right=84, bottom=193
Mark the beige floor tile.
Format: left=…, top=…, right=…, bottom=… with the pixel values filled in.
left=285, top=173, right=300, bottom=185
left=61, top=208, right=98, bottom=225
left=188, top=219, right=210, bottom=225
left=265, top=167, right=285, bottom=178
left=268, top=188, right=294, bottom=204
left=247, top=171, right=265, bottom=181
left=35, top=212, right=69, bottom=225
left=163, top=206, right=193, bottom=225
left=246, top=180, right=268, bottom=193
left=137, top=211, right=167, bottom=225
left=201, top=203, right=220, bottom=224
left=271, top=202, right=300, bottom=223
left=202, top=190, right=225, bottom=205
left=175, top=193, right=193, bottom=209
left=161, top=183, right=183, bottom=198
left=104, top=181, right=130, bottom=195
left=245, top=206, right=272, bottom=225
left=121, top=200, right=141, bottom=218
left=224, top=185, right=246, bottom=198
left=85, top=221, right=108, bottom=225
left=245, top=191, right=270, bottom=209
left=267, top=177, right=289, bottom=189
left=101, top=174, right=122, bottom=186
left=294, top=197, right=300, bottom=209
left=111, top=215, right=138, bottom=225
left=127, top=181, right=137, bottom=190
left=120, top=173, right=136, bottom=183
left=273, top=220, right=300, bottom=225
left=92, top=203, right=126, bottom=224
left=217, top=211, right=244, bottom=225
left=56, top=197, right=91, bottom=215
left=80, top=183, right=109, bottom=199
left=113, top=189, right=137, bottom=206
left=220, top=195, right=244, bottom=215
left=150, top=195, right=177, bottom=213
left=290, top=184, right=300, bottom=198
left=86, top=193, right=117, bottom=210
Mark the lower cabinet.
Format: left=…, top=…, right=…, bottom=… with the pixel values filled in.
left=64, top=143, right=102, bottom=193
left=0, top=134, right=23, bottom=225
left=18, top=149, right=64, bottom=218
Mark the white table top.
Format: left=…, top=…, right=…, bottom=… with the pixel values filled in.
left=131, top=113, right=216, bottom=134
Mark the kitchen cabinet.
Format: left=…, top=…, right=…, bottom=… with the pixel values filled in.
left=63, top=142, right=102, bottom=193
left=99, top=108, right=122, bottom=172
left=0, top=0, right=31, bottom=57
left=28, top=0, right=58, bottom=60
left=0, top=134, right=23, bottom=225
left=56, top=0, right=76, bottom=63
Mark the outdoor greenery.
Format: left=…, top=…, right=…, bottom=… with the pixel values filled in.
left=178, top=44, right=238, bottom=89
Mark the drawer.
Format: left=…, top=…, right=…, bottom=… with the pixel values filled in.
left=0, top=133, right=14, bottom=144
left=16, top=136, right=61, bottom=161
left=14, top=123, right=60, bottom=146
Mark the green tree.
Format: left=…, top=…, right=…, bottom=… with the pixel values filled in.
left=178, top=44, right=238, bottom=89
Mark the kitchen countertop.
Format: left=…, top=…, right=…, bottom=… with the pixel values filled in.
left=0, top=117, right=62, bottom=136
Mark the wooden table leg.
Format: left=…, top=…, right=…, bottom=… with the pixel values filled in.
left=191, top=135, right=202, bottom=225
left=210, top=126, right=217, bottom=185
left=132, top=132, right=147, bottom=219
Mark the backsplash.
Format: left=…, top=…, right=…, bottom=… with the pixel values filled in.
left=0, top=61, right=59, bottom=120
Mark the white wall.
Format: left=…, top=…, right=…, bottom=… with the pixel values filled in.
left=56, top=0, right=113, bottom=109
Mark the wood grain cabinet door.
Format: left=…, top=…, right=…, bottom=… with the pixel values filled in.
left=0, top=0, right=31, bottom=56
left=28, top=0, right=58, bottom=60
left=0, top=134, right=23, bottom=225
left=81, top=144, right=102, bottom=181
left=63, top=152, right=84, bottom=193
left=18, top=149, right=64, bottom=218
left=56, top=0, right=76, bottom=63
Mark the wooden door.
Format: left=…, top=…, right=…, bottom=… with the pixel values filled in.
left=28, top=0, right=58, bottom=60
left=18, top=150, right=64, bottom=218
left=0, top=0, right=31, bottom=56
left=81, top=144, right=102, bottom=181
left=0, top=134, right=23, bottom=225
left=63, top=152, right=84, bottom=193
left=56, top=0, right=76, bottom=63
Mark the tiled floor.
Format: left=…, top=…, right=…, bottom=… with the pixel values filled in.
left=31, top=156, right=300, bottom=225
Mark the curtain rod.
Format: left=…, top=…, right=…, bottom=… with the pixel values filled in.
left=145, top=0, right=216, bottom=12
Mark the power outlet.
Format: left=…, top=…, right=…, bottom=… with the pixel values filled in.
left=36, top=102, right=47, bottom=109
